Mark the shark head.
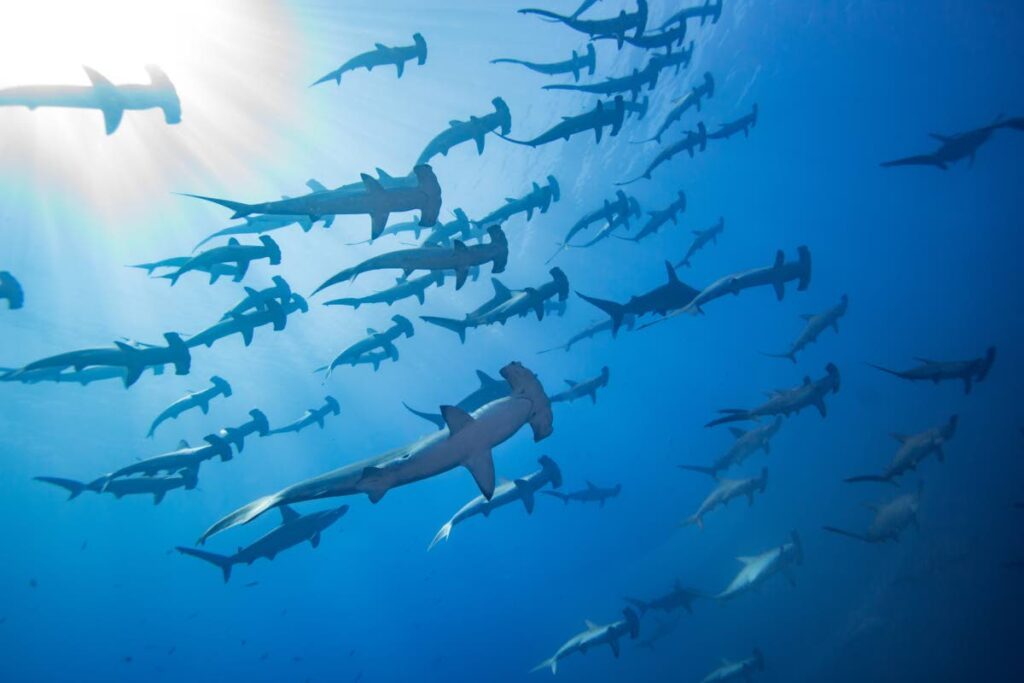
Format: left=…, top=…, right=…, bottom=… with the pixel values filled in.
left=500, top=362, right=552, bottom=442
left=538, top=455, right=563, bottom=488
left=412, top=33, right=428, bottom=65
left=248, top=409, right=270, bottom=436
left=824, top=363, right=841, bottom=393
left=487, top=226, right=510, bottom=272
left=549, top=267, right=570, bottom=301
left=412, top=164, right=442, bottom=226
left=546, top=175, right=561, bottom=202
left=163, top=333, right=192, bottom=376
left=599, top=366, right=611, bottom=386
left=210, top=375, right=233, bottom=398
left=324, top=396, right=341, bottom=416
left=270, top=275, right=292, bottom=302
left=703, top=71, right=715, bottom=97
left=259, top=235, right=282, bottom=265
left=491, top=97, right=512, bottom=135
left=391, top=315, right=415, bottom=339
left=289, top=293, right=310, bottom=314
left=583, top=43, right=597, bottom=75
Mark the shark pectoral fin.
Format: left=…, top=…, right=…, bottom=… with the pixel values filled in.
left=395, top=61, right=405, bottom=78
left=310, top=531, right=321, bottom=548
left=153, top=490, right=166, bottom=505
left=772, top=281, right=785, bottom=300
left=590, top=391, right=597, bottom=404
left=241, top=327, right=254, bottom=346
left=369, top=212, right=389, bottom=239
left=513, top=479, right=535, bottom=514
left=814, top=399, right=827, bottom=417
left=474, top=133, right=486, bottom=154
left=464, top=450, right=496, bottom=499
left=123, top=364, right=145, bottom=388
left=454, top=268, right=468, bottom=290
left=608, top=639, right=620, bottom=658
left=360, top=466, right=390, bottom=503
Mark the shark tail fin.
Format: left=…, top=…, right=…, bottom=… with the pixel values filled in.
left=178, top=193, right=257, bottom=220
left=420, top=316, right=468, bottom=343
left=402, top=402, right=446, bottom=430
left=576, top=291, right=627, bottom=335
left=34, top=476, right=89, bottom=500
left=429, top=521, right=454, bottom=550
left=176, top=546, right=234, bottom=582
left=531, top=656, right=559, bottom=675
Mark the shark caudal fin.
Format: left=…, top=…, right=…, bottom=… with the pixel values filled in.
left=420, top=316, right=468, bottom=343
left=866, top=362, right=906, bottom=379
left=822, top=526, right=873, bottom=543
left=541, top=490, right=570, bottom=504
left=176, top=546, right=234, bottom=583
left=428, top=521, right=454, bottom=550
left=402, top=402, right=446, bottom=429
left=761, top=349, right=797, bottom=364
left=530, top=656, right=559, bottom=675
left=178, top=193, right=257, bottom=220
left=576, top=291, right=627, bottom=335
left=34, top=476, right=93, bottom=500
left=704, top=410, right=750, bottom=428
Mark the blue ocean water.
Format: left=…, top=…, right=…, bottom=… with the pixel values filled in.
left=2, top=1, right=1024, bottom=681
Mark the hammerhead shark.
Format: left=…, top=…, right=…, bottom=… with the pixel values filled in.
left=429, top=455, right=563, bottom=549
left=147, top=376, right=233, bottom=438
left=640, top=72, right=715, bottom=144
left=646, top=42, right=695, bottom=76
left=198, top=362, right=552, bottom=543
left=178, top=505, right=348, bottom=582
left=404, top=370, right=511, bottom=429
left=165, top=236, right=281, bottom=286
left=824, top=483, right=923, bottom=543
left=660, top=0, right=724, bottom=30
left=707, top=364, right=840, bottom=427
left=475, top=176, right=560, bottom=227
left=520, top=0, right=648, bottom=49
left=880, top=118, right=1005, bottom=169
left=537, top=315, right=636, bottom=354
left=625, top=580, right=703, bottom=616
left=421, top=267, right=570, bottom=342
left=845, top=416, right=958, bottom=485
left=559, top=196, right=643, bottom=251
left=267, top=396, right=340, bottom=436
left=9, top=332, right=190, bottom=388
left=621, top=191, right=687, bottom=243
left=577, top=261, right=700, bottom=334
left=185, top=294, right=308, bottom=349
left=419, top=209, right=473, bottom=247
left=0, top=272, right=23, bottom=309
left=320, top=315, right=414, bottom=378
left=550, top=366, right=610, bottom=404
left=542, top=480, right=621, bottom=507
left=35, top=471, right=197, bottom=505
left=764, top=295, right=849, bottom=363
left=183, top=165, right=442, bottom=241
left=600, top=21, right=688, bottom=51
left=682, top=246, right=813, bottom=315
left=708, top=104, right=758, bottom=140
left=499, top=96, right=625, bottom=147
left=311, top=33, right=427, bottom=86
left=222, top=276, right=292, bottom=319
left=323, top=272, right=445, bottom=309
left=491, top=44, right=597, bottom=82
left=543, top=62, right=660, bottom=100
left=192, top=180, right=334, bottom=252
left=619, top=122, right=707, bottom=184
left=1, top=363, right=167, bottom=387
left=0, top=65, right=180, bottom=135
left=130, top=257, right=241, bottom=284
left=680, top=417, right=782, bottom=478
left=312, top=226, right=508, bottom=294
left=417, top=97, right=512, bottom=165
left=700, top=649, right=765, bottom=683
left=216, top=409, right=271, bottom=452
left=715, top=531, right=803, bottom=600
left=618, top=95, right=650, bottom=120
left=682, top=469, right=768, bottom=529
left=676, top=216, right=724, bottom=267
left=868, top=347, right=996, bottom=394
left=532, top=608, right=640, bottom=674
left=549, top=190, right=636, bottom=262
left=103, top=434, right=234, bottom=481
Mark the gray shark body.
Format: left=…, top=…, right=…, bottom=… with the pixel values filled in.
left=625, top=579, right=702, bottom=616
left=549, top=190, right=639, bottom=261
left=476, top=176, right=561, bottom=227
left=845, top=417, right=957, bottom=485
left=267, top=396, right=340, bottom=436
left=165, top=236, right=281, bottom=286
left=577, top=261, right=699, bottom=334
left=538, top=315, right=636, bottom=354
left=685, top=246, right=812, bottom=314
left=311, top=33, right=427, bottom=86
left=420, top=209, right=472, bottom=247
left=36, top=470, right=197, bottom=505
left=501, top=96, right=625, bottom=148
left=1, top=363, right=166, bottom=387
left=491, top=44, right=596, bottom=82
left=643, top=72, right=715, bottom=144
left=313, top=226, right=507, bottom=295
left=186, top=294, right=307, bottom=349
left=0, top=66, right=180, bottom=135
left=216, top=409, right=272, bottom=452
left=701, top=649, right=766, bottom=683
left=660, top=0, right=724, bottom=30
left=707, top=363, right=840, bottom=427
left=183, top=165, right=442, bottom=241
left=683, top=469, right=768, bottom=529
left=429, top=455, right=562, bottom=549
left=147, top=376, right=233, bottom=438
left=544, top=62, right=660, bottom=100
left=532, top=608, right=641, bottom=674
left=868, top=346, right=996, bottom=394
left=178, top=505, right=348, bottom=582
left=542, top=480, right=621, bottom=507
left=716, top=531, right=803, bottom=600
left=602, top=22, right=688, bottom=51
left=563, top=197, right=643, bottom=250
left=199, top=362, right=553, bottom=542
left=0, top=272, right=24, bottom=309
left=222, top=276, right=293, bottom=319
left=404, top=370, right=511, bottom=430
left=881, top=120, right=1001, bottom=169
left=322, top=315, right=414, bottom=377
left=421, top=267, right=569, bottom=343
left=550, top=366, right=609, bottom=404
left=417, top=98, right=512, bottom=165
left=520, top=0, right=647, bottom=48
left=324, top=272, right=445, bottom=309
left=623, top=191, right=687, bottom=243
left=104, top=434, right=233, bottom=481
left=131, top=257, right=241, bottom=284
left=680, top=417, right=782, bottom=478
left=825, top=484, right=922, bottom=543
left=708, top=103, right=758, bottom=140
left=676, top=216, right=724, bottom=267
left=620, top=122, right=707, bottom=184
left=765, top=294, right=848, bottom=363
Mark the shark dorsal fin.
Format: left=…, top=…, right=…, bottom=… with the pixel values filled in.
left=564, top=379, right=578, bottom=387
left=491, top=278, right=511, bottom=300
left=279, top=505, right=300, bottom=524
left=453, top=241, right=468, bottom=253
left=228, top=237, right=240, bottom=246
left=366, top=328, right=379, bottom=335
left=584, top=620, right=599, bottom=630
left=178, top=440, right=190, bottom=449
left=441, top=405, right=475, bottom=434
left=737, top=555, right=758, bottom=565
left=476, top=370, right=498, bottom=387
left=586, top=480, right=598, bottom=490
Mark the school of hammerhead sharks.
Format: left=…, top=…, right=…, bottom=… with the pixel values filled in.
left=1, top=1, right=1021, bottom=679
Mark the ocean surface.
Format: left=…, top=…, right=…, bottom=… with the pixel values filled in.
left=2, top=1, right=1024, bottom=681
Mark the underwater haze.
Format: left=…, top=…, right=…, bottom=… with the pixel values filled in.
left=2, top=1, right=1024, bottom=681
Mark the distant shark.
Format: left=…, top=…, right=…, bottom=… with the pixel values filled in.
left=221, top=276, right=292, bottom=319
left=35, top=470, right=197, bottom=505
left=577, top=261, right=700, bottom=334
left=131, top=257, right=241, bottom=284
left=491, top=44, right=597, bottom=82
left=320, top=314, right=414, bottom=377
left=676, top=216, right=724, bottom=268
left=708, top=104, right=758, bottom=140
left=542, top=480, right=621, bottom=507
left=824, top=483, right=922, bottom=543
left=706, top=363, right=840, bottom=427
left=700, top=649, right=765, bottom=683
left=619, top=122, right=707, bottom=184
left=682, top=246, right=812, bottom=315
left=0, top=65, right=180, bottom=135
left=267, top=396, right=341, bottom=436
left=185, top=294, right=308, bottom=349
left=620, top=190, right=686, bottom=243
left=763, top=295, right=848, bottom=363
left=178, top=505, right=348, bottom=582
left=102, top=434, right=234, bottom=481
left=715, top=531, right=803, bottom=601
left=147, top=376, right=232, bottom=438
left=199, top=362, right=552, bottom=543
left=844, top=416, right=957, bottom=485
left=550, top=366, right=609, bottom=404
left=659, top=0, right=724, bottom=30
left=475, top=176, right=560, bottom=227
left=323, top=272, right=445, bottom=309
left=880, top=117, right=1006, bottom=169
left=216, top=409, right=271, bottom=452
left=0, top=272, right=24, bottom=309
left=429, top=455, right=562, bottom=549
left=417, top=98, right=512, bottom=165
left=680, top=417, right=782, bottom=478
left=537, top=315, right=636, bottom=354
left=625, top=579, right=703, bottom=616
left=543, top=62, right=660, bottom=100
left=681, top=469, right=768, bottom=529
left=868, top=346, right=995, bottom=394
left=531, top=608, right=640, bottom=674
left=499, top=96, right=625, bottom=147
left=520, top=0, right=648, bottom=49
left=165, top=236, right=281, bottom=286
left=311, top=33, right=427, bottom=86
left=640, top=72, right=715, bottom=144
